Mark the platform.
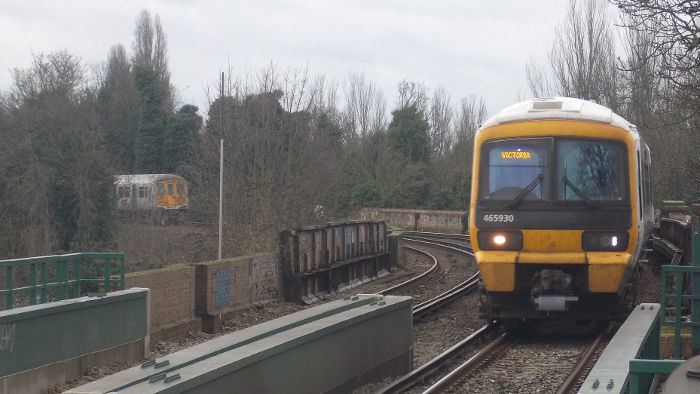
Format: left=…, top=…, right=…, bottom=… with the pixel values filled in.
left=578, top=303, right=661, bottom=394
left=66, top=294, right=412, bottom=393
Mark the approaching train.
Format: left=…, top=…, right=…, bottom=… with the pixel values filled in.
left=469, top=97, right=653, bottom=321
left=115, top=174, right=188, bottom=224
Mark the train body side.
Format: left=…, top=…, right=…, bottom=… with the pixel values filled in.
left=115, top=174, right=188, bottom=211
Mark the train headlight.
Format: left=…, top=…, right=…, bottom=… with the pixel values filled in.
left=477, top=230, right=523, bottom=251
left=493, top=234, right=507, bottom=246
left=582, top=231, right=629, bottom=251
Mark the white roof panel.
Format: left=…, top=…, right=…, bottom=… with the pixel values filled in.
left=114, top=174, right=185, bottom=185
left=479, top=97, right=636, bottom=134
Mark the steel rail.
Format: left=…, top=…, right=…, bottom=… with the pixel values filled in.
left=404, top=236, right=474, bottom=255
left=378, top=245, right=439, bottom=295
left=555, top=331, right=606, bottom=394
left=412, top=272, right=480, bottom=320
left=403, top=231, right=469, bottom=242
left=423, top=331, right=518, bottom=394
left=377, top=324, right=495, bottom=394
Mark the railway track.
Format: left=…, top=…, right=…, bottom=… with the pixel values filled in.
left=385, top=232, right=479, bottom=320
left=400, top=323, right=606, bottom=394
left=377, top=231, right=611, bottom=394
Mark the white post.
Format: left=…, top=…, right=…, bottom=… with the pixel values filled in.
left=218, top=138, right=224, bottom=260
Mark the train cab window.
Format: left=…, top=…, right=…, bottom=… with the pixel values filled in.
left=138, top=186, right=148, bottom=198
left=176, top=182, right=184, bottom=196
left=479, top=138, right=551, bottom=202
left=168, top=183, right=174, bottom=195
left=556, top=140, right=627, bottom=202
left=157, top=183, right=165, bottom=196
left=118, top=186, right=130, bottom=198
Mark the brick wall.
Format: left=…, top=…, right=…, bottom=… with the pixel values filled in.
left=194, top=253, right=280, bottom=316
left=124, top=264, right=195, bottom=331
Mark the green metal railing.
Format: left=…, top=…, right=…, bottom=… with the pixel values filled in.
left=0, top=253, right=125, bottom=310
left=660, top=264, right=700, bottom=358
left=628, top=233, right=700, bottom=393
left=660, top=231, right=700, bottom=358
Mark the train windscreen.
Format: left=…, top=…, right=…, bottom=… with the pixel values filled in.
left=556, top=140, right=627, bottom=202
left=479, top=138, right=551, bottom=201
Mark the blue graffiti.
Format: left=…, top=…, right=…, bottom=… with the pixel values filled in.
left=215, top=268, right=231, bottom=308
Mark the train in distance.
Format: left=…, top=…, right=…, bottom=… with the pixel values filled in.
left=469, top=97, right=653, bottom=322
left=115, top=174, right=188, bottom=225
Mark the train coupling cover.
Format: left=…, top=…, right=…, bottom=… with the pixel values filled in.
left=533, top=295, right=579, bottom=312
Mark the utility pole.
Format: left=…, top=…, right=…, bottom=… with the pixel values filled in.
left=218, top=72, right=224, bottom=260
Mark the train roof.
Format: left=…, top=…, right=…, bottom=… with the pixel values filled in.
left=114, top=174, right=186, bottom=185
left=478, top=97, right=638, bottom=135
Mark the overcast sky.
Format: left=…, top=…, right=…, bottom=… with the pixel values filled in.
left=1, top=0, right=574, bottom=117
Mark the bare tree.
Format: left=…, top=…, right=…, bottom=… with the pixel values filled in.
left=454, top=95, right=487, bottom=144
left=428, top=86, right=454, bottom=157
left=612, top=0, right=700, bottom=107
left=396, top=79, right=428, bottom=113
left=615, top=2, right=700, bottom=200
left=525, top=57, right=556, bottom=98
left=10, top=51, right=84, bottom=103
left=343, top=72, right=387, bottom=137
left=528, top=0, right=621, bottom=109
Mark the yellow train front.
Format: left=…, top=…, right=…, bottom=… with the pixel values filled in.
left=469, top=97, right=653, bottom=321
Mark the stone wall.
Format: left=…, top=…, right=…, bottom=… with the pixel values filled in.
left=359, top=208, right=467, bottom=233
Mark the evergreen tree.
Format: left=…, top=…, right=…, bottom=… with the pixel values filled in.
left=133, top=65, right=166, bottom=173
left=387, top=105, right=430, bottom=163
left=164, top=104, right=202, bottom=172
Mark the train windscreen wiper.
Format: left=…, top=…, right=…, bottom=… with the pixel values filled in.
left=561, top=171, right=599, bottom=209
left=506, top=174, right=543, bottom=209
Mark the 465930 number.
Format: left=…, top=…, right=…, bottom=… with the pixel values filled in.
left=482, top=214, right=515, bottom=223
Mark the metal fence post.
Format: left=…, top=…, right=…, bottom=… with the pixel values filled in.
left=103, top=258, right=110, bottom=294
left=73, top=259, right=81, bottom=298
left=30, top=263, right=36, bottom=305
left=57, top=260, right=65, bottom=301
left=120, top=256, right=125, bottom=290
left=40, top=262, right=47, bottom=303
left=5, top=266, right=12, bottom=309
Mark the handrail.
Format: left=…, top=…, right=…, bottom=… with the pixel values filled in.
left=0, top=253, right=125, bottom=310
left=628, top=233, right=700, bottom=393
left=660, top=264, right=700, bottom=359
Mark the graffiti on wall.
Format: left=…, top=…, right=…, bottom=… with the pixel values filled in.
left=0, top=323, right=15, bottom=352
left=215, top=268, right=232, bottom=308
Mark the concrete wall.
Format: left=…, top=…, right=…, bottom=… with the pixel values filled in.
left=67, top=295, right=413, bottom=394
left=359, top=208, right=467, bottom=233
left=0, top=289, right=149, bottom=393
